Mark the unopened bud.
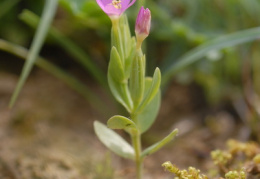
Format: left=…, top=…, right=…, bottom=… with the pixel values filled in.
left=135, top=6, right=151, bottom=49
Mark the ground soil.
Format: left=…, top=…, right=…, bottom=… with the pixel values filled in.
left=0, top=67, right=254, bottom=179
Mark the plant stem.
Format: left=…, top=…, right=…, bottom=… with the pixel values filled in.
left=131, top=115, right=143, bottom=179
left=111, top=17, right=125, bottom=62
left=131, top=131, right=143, bottom=179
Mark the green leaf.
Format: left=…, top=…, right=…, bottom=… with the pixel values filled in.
left=94, top=121, right=135, bottom=160
left=108, top=74, right=132, bottom=112
left=9, top=0, right=58, bottom=107
left=108, top=47, right=125, bottom=83
left=141, top=129, right=178, bottom=158
left=107, top=115, right=136, bottom=130
left=137, top=68, right=161, bottom=113
left=120, top=15, right=131, bottom=58
left=162, top=27, right=260, bottom=87
left=108, top=47, right=133, bottom=112
left=137, top=77, right=161, bottom=133
left=111, top=18, right=124, bottom=62
left=130, top=53, right=145, bottom=108
left=116, top=15, right=136, bottom=79
left=124, top=37, right=136, bottom=79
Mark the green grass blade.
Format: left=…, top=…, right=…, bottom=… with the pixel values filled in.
left=0, top=0, right=20, bottom=19
left=9, top=0, right=58, bottom=107
left=0, top=39, right=109, bottom=115
left=162, top=27, right=260, bottom=87
left=240, top=0, right=260, bottom=24
left=19, top=10, right=107, bottom=89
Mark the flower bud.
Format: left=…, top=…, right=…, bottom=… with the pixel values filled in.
left=135, top=7, right=151, bottom=48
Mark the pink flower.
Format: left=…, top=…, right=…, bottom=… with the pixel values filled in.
left=96, top=0, right=136, bottom=17
left=135, top=7, right=151, bottom=37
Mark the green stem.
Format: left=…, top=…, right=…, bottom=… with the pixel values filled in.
left=111, top=17, right=125, bottom=62
left=131, top=132, right=143, bottom=179
left=131, top=115, right=143, bottom=179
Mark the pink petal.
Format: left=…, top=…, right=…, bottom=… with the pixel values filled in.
left=102, top=0, right=114, bottom=5
left=121, top=0, right=130, bottom=8
left=104, top=4, right=122, bottom=15
left=126, top=0, right=136, bottom=9
left=96, top=0, right=105, bottom=9
left=96, top=0, right=136, bottom=16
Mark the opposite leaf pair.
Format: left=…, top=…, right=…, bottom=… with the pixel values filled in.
left=94, top=121, right=178, bottom=160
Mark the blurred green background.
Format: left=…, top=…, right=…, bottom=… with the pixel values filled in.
left=1, top=0, right=260, bottom=128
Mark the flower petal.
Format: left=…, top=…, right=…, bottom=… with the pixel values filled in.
left=104, top=4, right=122, bottom=16
left=96, top=0, right=105, bottom=10
left=96, top=0, right=136, bottom=17
left=121, top=0, right=130, bottom=8
left=102, top=0, right=114, bottom=5
left=126, top=0, right=136, bottom=9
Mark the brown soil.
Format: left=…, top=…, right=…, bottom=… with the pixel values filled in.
left=0, top=68, right=252, bottom=179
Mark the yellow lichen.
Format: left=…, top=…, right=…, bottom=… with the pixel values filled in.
left=253, top=154, right=260, bottom=164
left=162, top=161, right=208, bottom=179
left=225, top=170, right=246, bottom=179
left=211, top=149, right=232, bottom=165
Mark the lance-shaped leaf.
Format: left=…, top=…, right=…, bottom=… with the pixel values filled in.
left=141, top=129, right=178, bottom=158
left=120, top=14, right=132, bottom=58
left=94, top=121, right=135, bottom=160
left=111, top=15, right=135, bottom=79
left=111, top=21, right=124, bottom=62
left=162, top=26, right=260, bottom=87
left=124, top=37, right=136, bottom=79
left=108, top=47, right=125, bottom=82
left=119, top=16, right=136, bottom=77
left=108, top=47, right=133, bottom=112
left=137, top=67, right=161, bottom=113
left=108, top=74, right=133, bottom=112
left=107, top=115, right=136, bottom=130
left=130, top=53, right=145, bottom=108
left=136, top=77, right=161, bottom=133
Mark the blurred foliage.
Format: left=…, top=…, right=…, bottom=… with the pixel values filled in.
left=0, top=0, right=45, bottom=45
